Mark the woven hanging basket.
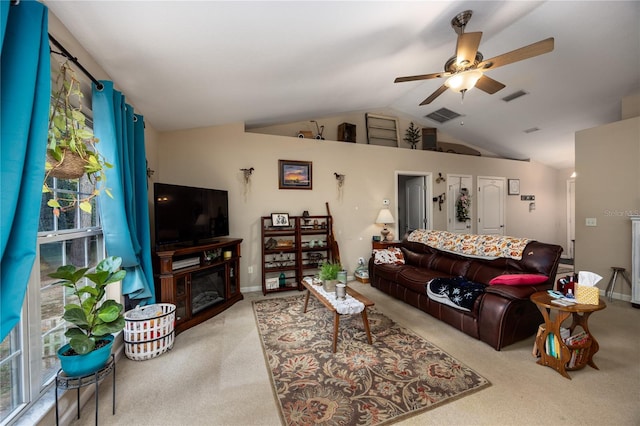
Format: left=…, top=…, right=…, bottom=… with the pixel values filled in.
left=46, top=149, right=86, bottom=180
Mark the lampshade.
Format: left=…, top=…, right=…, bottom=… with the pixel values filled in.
left=375, top=208, right=395, bottom=225
left=445, top=69, right=483, bottom=93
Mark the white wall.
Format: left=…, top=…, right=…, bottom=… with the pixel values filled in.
left=157, top=123, right=565, bottom=291
left=575, top=116, right=640, bottom=299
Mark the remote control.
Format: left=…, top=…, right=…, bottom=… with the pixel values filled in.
left=547, top=290, right=564, bottom=299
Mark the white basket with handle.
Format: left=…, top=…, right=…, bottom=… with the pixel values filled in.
left=124, top=303, right=176, bottom=361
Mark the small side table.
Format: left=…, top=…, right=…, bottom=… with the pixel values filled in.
left=55, top=355, right=116, bottom=426
left=530, top=292, right=606, bottom=379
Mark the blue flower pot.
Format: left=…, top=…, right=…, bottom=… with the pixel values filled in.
left=57, top=335, right=114, bottom=377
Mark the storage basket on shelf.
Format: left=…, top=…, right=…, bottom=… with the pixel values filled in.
left=124, top=303, right=176, bottom=361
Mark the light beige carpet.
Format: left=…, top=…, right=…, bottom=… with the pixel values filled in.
left=54, top=281, right=640, bottom=426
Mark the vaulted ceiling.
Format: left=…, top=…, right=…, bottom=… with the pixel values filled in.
left=44, top=1, right=640, bottom=170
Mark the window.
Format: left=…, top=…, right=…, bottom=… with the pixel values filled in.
left=0, top=188, right=105, bottom=424
left=0, top=59, right=104, bottom=424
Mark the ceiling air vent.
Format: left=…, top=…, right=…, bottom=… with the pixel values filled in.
left=524, top=127, right=540, bottom=134
left=425, top=108, right=461, bottom=124
left=502, top=90, right=529, bottom=102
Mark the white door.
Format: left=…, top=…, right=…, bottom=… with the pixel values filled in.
left=447, top=174, right=473, bottom=233
left=477, top=176, right=506, bottom=235
left=396, top=173, right=431, bottom=238
left=567, top=179, right=575, bottom=258
left=405, top=176, right=427, bottom=233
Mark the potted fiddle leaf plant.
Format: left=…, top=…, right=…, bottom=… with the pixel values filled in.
left=319, top=261, right=342, bottom=293
left=44, top=59, right=112, bottom=216
left=50, top=256, right=126, bottom=377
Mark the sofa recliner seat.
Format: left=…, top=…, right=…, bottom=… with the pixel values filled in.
left=369, top=231, right=563, bottom=350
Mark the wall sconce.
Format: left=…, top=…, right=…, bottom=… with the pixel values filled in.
left=436, top=172, right=446, bottom=184
left=334, top=172, right=345, bottom=187
left=375, top=207, right=395, bottom=241
left=240, top=167, right=254, bottom=184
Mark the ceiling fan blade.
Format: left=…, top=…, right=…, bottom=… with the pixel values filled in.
left=394, top=72, right=448, bottom=83
left=478, top=37, right=554, bottom=70
left=456, top=32, right=482, bottom=68
left=474, top=75, right=506, bottom=94
left=419, top=85, right=448, bottom=105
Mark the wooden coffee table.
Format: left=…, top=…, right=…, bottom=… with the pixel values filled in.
left=301, top=281, right=375, bottom=353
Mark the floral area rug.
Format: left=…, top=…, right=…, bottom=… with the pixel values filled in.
left=252, top=294, right=490, bottom=425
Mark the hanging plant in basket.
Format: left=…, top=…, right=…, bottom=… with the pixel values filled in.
left=44, top=59, right=112, bottom=216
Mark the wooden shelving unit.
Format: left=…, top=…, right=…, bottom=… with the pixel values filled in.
left=261, top=215, right=332, bottom=295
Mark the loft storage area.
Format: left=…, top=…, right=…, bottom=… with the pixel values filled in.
left=246, top=111, right=487, bottom=157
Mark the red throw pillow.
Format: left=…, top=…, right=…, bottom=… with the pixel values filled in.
left=489, top=274, right=548, bottom=286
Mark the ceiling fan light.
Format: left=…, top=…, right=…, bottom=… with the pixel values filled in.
left=445, top=69, right=483, bottom=92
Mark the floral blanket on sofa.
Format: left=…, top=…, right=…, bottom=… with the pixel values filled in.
left=408, top=229, right=532, bottom=260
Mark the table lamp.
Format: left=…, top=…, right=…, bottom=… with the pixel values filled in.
left=375, top=208, right=395, bottom=241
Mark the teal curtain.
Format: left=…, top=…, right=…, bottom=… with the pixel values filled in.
left=92, top=81, right=155, bottom=304
left=0, top=0, right=50, bottom=340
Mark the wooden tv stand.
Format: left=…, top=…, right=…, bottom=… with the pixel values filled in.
left=153, top=238, right=243, bottom=334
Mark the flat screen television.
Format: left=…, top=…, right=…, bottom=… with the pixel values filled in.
left=154, top=182, right=229, bottom=248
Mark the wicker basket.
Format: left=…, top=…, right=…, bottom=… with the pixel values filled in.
left=47, top=150, right=86, bottom=180
left=124, top=303, right=176, bottom=361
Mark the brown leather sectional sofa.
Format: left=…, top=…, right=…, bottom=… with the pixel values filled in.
left=369, top=237, right=563, bottom=350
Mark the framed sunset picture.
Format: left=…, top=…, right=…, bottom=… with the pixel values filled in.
left=278, top=160, right=312, bottom=190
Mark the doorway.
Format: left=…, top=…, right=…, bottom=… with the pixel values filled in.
left=567, top=178, right=575, bottom=259
left=396, top=172, right=432, bottom=239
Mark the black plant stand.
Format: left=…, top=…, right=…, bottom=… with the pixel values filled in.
left=55, top=355, right=116, bottom=426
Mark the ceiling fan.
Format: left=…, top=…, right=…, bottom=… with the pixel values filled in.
left=395, top=10, right=554, bottom=105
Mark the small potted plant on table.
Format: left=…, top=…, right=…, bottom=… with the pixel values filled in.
left=319, top=261, right=342, bottom=293
left=49, top=256, right=126, bottom=377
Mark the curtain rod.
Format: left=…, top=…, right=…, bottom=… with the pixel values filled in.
left=48, top=34, right=104, bottom=91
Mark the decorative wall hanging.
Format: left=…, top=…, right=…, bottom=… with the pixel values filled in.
left=434, top=193, right=446, bottom=211
left=508, top=179, right=520, bottom=195
left=240, top=167, right=254, bottom=199
left=334, top=172, right=345, bottom=200
left=278, top=160, right=312, bottom=190
left=146, top=161, right=155, bottom=179
left=241, top=167, right=254, bottom=184
left=456, top=188, right=471, bottom=222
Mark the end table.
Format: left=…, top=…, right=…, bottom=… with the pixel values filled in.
left=530, top=291, right=606, bottom=379
left=372, top=240, right=400, bottom=250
